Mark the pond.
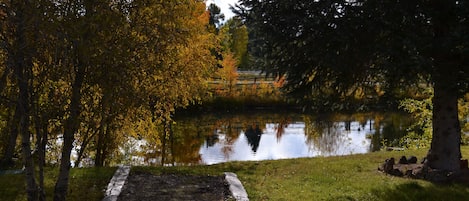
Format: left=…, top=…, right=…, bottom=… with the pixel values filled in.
left=116, top=112, right=411, bottom=166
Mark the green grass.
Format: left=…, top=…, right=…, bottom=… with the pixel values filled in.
left=0, top=167, right=116, bottom=201
left=2, top=148, right=469, bottom=200
left=135, top=147, right=469, bottom=201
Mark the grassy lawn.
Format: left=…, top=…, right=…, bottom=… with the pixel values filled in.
left=2, top=147, right=469, bottom=200
left=0, top=167, right=116, bottom=201
left=135, top=147, right=469, bottom=201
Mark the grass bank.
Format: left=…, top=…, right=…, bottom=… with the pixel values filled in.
left=137, top=146, right=469, bottom=201
left=2, top=147, right=469, bottom=200
left=0, top=167, right=116, bottom=201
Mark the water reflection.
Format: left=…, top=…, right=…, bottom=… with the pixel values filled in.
left=119, top=112, right=411, bottom=166
left=244, top=125, right=262, bottom=152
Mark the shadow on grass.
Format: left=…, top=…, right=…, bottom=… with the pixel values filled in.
left=371, top=182, right=469, bottom=201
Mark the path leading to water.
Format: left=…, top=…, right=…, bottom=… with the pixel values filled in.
left=103, top=166, right=249, bottom=201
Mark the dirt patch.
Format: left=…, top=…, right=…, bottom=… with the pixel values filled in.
left=117, top=171, right=233, bottom=201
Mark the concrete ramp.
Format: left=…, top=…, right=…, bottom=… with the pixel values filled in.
left=225, top=172, right=249, bottom=201
left=103, top=165, right=131, bottom=201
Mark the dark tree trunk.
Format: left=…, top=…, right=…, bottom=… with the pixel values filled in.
left=17, top=55, right=37, bottom=201
left=170, top=122, right=175, bottom=166
left=38, top=124, right=47, bottom=201
left=161, top=119, right=168, bottom=165
left=95, top=122, right=107, bottom=167
left=74, top=139, right=87, bottom=168
left=1, top=21, right=21, bottom=166
left=12, top=1, right=38, bottom=200
left=0, top=66, right=9, bottom=94
left=95, top=91, right=111, bottom=167
left=53, top=61, right=85, bottom=201
left=54, top=0, right=96, bottom=199
left=426, top=80, right=461, bottom=171
left=18, top=68, right=37, bottom=201
left=1, top=105, right=20, bottom=167
left=425, top=0, right=462, bottom=172
left=31, top=110, right=47, bottom=201
left=101, top=125, right=112, bottom=166
left=74, top=128, right=97, bottom=168
left=32, top=103, right=47, bottom=201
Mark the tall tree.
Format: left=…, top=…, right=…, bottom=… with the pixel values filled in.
left=128, top=0, right=217, bottom=165
left=1, top=0, right=49, bottom=200
left=1, top=0, right=218, bottom=199
left=220, top=17, right=250, bottom=69
left=129, top=0, right=216, bottom=120
left=208, top=3, right=225, bottom=29
left=54, top=0, right=135, bottom=199
left=236, top=0, right=469, bottom=172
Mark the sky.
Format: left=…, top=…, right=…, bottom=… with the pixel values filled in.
left=206, top=0, right=239, bottom=21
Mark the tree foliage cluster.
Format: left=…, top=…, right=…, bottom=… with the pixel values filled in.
left=206, top=4, right=283, bottom=108
left=236, top=0, right=468, bottom=98
left=0, top=0, right=216, bottom=200
left=235, top=0, right=468, bottom=172
left=399, top=90, right=469, bottom=149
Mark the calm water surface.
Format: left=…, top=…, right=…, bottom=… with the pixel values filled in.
left=119, top=112, right=410, bottom=166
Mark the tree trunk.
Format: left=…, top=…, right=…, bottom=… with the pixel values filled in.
left=161, top=119, right=168, bottom=165
left=18, top=72, right=37, bottom=201
left=426, top=79, right=462, bottom=171
left=170, top=122, right=175, bottom=166
left=425, top=0, right=462, bottom=172
left=17, top=56, right=37, bottom=201
left=74, top=128, right=97, bottom=168
left=54, top=0, right=97, bottom=198
left=95, top=122, right=107, bottom=167
left=1, top=105, right=20, bottom=167
left=38, top=124, right=47, bottom=201
left=0, top=66, right=9, bottom=94
left=13, top=1, right=38, bottom=200
left=53, top=62, right=85, bottom=201
left=32, top=103, right=48, bottom=201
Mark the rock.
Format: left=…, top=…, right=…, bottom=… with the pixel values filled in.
left=383, top=158, right=395, bottom=173
left=399, top=156, right=408, bottom=164
left=404, top=169, right=413, bottom=177
left=389, top=168, right=404, bottom=177
left=225, top=172, right=249, bottom=201
left=411, top=165, right=425, bottom=179
left=407, top=156, right=418, bottom=164
left=385, top=147, right=405, bottom=151
left=379, top=157, right=469, bottom=185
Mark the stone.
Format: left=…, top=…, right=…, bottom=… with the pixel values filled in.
left=379, top=156, right=469, bottom=184
left=103, top=165, right=131, bottom=201
left=224, top=172, right=249, bottom=201
left=399, top=156, right=408, bottom=164
left=407, top=156, right=418, bottom=164
left=383, top=158, right=395, bottom=173
left=411, top=165, right=425, bottom=179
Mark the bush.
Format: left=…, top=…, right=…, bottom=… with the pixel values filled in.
left=399, top=89, right=469, bottom=148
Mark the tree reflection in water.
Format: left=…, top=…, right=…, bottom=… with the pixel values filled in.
left=115, top=112, right=411, bottom=166
left=244, top=124, right=262, bottom=152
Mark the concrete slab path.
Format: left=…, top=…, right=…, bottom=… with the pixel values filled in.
left=102, top=165, right=131, bottom=201
left=225, top=172, right=249, bottom=201
left=103, top=166, right=249, bottom=201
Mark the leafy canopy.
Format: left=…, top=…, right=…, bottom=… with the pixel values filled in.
left=235, top=0, right=469, bottom=100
